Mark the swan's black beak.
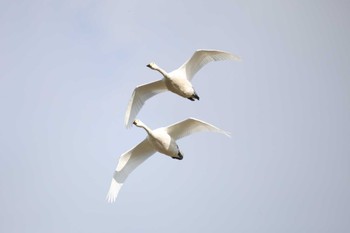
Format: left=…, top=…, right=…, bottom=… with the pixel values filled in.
left=132, top=121, right=137, bottom=126
left=146, top=64, right=151, bottom=68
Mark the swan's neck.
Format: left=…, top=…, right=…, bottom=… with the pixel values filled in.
left=138, top=123, right=152, bottom=135
left=154, top=66, right=168, bottom=77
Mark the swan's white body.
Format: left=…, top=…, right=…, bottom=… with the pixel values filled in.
left=106, top=117, right=230, bottom=202
left=124, top=49, right=241, bottom=127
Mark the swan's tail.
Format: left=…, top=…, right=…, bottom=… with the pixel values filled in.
left=106, top=178, right=123, bottom=203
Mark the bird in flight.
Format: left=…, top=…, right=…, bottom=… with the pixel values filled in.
left=124, top=49, right=241, bottom=128
left=106, top=117, right=230, bottom=202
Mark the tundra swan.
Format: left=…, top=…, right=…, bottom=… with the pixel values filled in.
left=106, top=117, right=230, bottom=202
left=124, top=49, right=241, bottom=127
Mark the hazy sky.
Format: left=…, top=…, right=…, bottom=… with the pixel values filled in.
left=1, top=0, right=349, bottom=232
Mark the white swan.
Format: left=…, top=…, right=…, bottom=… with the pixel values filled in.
left=106, top=117, right=230, bottom=202
left=124, top=49, right=241, bottom=127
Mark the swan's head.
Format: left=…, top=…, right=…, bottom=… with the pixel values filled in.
left=146, top=62, right=158, bottom=70
left=133, top=119, right=143, bottom=127
left=133, top=119, right=151, bottom=133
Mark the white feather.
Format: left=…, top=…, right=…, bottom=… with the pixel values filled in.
left=124, top=49, right=240, bottom=127
left=106, top=139, right=155, bottom=202
left=124, top=80, right=167, bottom=128
left=166, top=117, right=231, bottom=140
left=107, top=118, right=230, bottom=203
left=178, top=49, right=241, bottom=81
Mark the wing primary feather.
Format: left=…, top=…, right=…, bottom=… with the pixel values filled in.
left=106, top=139, right=155, bottom=202
left=165, top=117, right=230, bottom=140
left=178, top=49, right=241, bottom=81
left=124, top=80, right=167, bottom=128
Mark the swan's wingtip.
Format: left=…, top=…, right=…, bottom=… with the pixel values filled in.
left=223, top=131, right=232, bottom=138
left=106, top=188, right=118, bottom=203
left=235, top=56, right=242, bottom=62
left=106, top=179, right=123, bottom=203
left=230, top=54, right=242, bottom=62
left=106, top=194, right=116, bottom=203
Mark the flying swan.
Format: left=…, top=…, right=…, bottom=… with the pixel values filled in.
left=106, top=117, right=230, bottom=202
left=124, top=49, right=241, bottom=127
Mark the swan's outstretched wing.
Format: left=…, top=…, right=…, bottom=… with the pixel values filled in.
left=125, top=80, right=167, bottom=128
left=165, top=117, right=230, bottom=140
left=106, top=139, right=156, bottom=203
left=178, top=49, right=241, bottom=81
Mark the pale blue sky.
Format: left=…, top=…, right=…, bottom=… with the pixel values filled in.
left=1, top=0, right=349, bottom=232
